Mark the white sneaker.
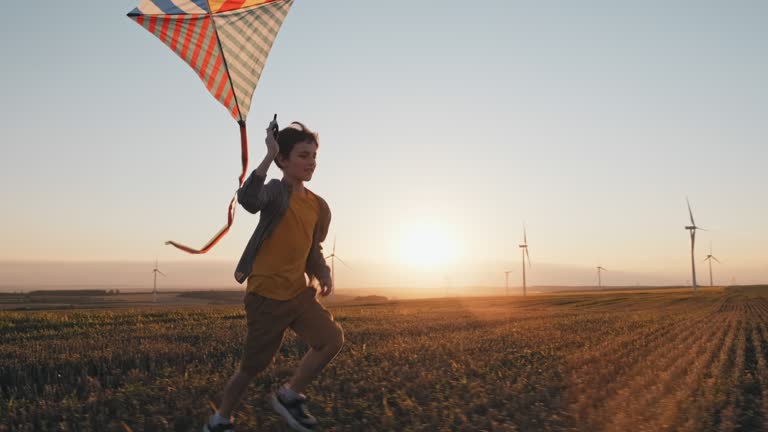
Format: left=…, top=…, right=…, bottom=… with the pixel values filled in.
left=202, top=415, right=235, bottom=432
left=270, top=392, right=319, bottom=432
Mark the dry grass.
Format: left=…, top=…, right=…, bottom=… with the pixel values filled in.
left=1, top=287, right=765, bottom=431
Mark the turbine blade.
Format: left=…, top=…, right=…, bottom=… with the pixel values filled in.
left=713, top=256, right=721, bottom=263
left=158, top=271, right=167, bottom=277
left=336, top=256, right=351, bottom=269
left=333, top=236, right=337, bottom=255
left=525, top=248, right=531, bottom=267
left=687, top=197, right=696, bottom=226
left=523, top=225, right=528, bottom=245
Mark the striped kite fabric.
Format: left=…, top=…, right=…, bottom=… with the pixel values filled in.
left=128, top=0, right=210, bottom=16
left=128, top=0, right=293, bottom=121
left=131, top=14, right=240, bottom=119
left=127, top=0, right=294, bottom=254
left=213, top=1, right=292, bottom=118
left=128, top=0, right=281, bottom=16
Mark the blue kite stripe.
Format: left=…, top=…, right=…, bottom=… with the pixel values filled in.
left=150, top=0, right=185, bottom=15
left=189, top=0, right=210, bottom=12
left=129, top=0, right=209, bottom=16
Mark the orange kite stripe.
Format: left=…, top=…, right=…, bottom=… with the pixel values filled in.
left=207, top=54, right=223, bottom=92
left=199, top=31, right=216, bottom=82
left=159, top=16, right=171, bottom=43
left=214, top=63, right=229, bottom=99
left=179, top=16, right=196, bottom=60
left=170, top=16, right=183, bottom=51
left=217, top=0, right=247, bottom=12
left=208, top=0, right=276, bottom=13
left=148, top=15, right=157, bottom=34
left=189, top=17, right=208, bottom=70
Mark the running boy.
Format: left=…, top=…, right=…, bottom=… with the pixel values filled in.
left=204, top=118, right=344, bottom=432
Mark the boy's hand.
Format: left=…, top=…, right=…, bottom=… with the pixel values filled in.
left=319, top=276, right=333, bottom=297
left=265, top=118, right=278, bottom=156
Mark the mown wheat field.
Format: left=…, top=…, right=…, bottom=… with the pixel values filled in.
left=2, top=287, right=766, bottom=431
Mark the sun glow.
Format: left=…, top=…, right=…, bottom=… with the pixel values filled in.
left=398, top=222, right=462, bottom=269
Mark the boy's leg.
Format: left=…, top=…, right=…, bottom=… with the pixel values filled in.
left=268, top=289, right=343, bottom=431
left=217, top=293, right=287, bottom=418
left=287, top=290, right=344, bottom=393
left=217, top=370, right=257, bottom=419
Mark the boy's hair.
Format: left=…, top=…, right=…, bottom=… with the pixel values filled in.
left=275, top=121, right=319, bottom=169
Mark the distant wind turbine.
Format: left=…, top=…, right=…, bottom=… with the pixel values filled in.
left=152, top=259, right=166, bottom=303
left=504, top=270, right=513, bottom=296
left=324, top=236, right=349, bottom=294
left=519, top=226, right=531, bottom=296
left=684, top=198, right=705, bottom=292
left=703, top=243, right=721, bottom=287
left=596, top=266, right=607, bottom=290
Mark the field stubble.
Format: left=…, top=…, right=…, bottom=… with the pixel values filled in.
left=1, top=287, right=766, bottom=431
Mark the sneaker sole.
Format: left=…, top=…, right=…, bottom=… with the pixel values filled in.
left=270, top=394, right=316, bottom=432
left=202, top=424, right=234, bottom=432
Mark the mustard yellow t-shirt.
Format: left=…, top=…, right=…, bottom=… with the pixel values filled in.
left=246, top=188, right=319, bottom=300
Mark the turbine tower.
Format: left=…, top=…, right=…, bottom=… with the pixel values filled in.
left=152, top=259, right=166, bottom=303
left=324, top=236, right=349, bottom=295
left=703, top=243, right=720, bottom=287
left=596, top=266, right=607, bottom=290
left=519, top=227, right=531, bottom=296
left=685, top=198, right=704, bottom=292
left=504, top=270, right=513, bottom=296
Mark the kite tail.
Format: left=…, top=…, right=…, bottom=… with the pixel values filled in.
left=165, top=121, right=248, bottom=254
left=238, top=120, right=248, bottom=185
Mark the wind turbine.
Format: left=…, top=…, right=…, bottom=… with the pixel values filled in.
left=152, top=259, right=166, bottom=303
left=519, top=227, right=531, bottom=296
left=684, top=198, right=704, bottom=292
left=504, top=270, right=514, bottom=296
left=703, top=243, right=720, bottom=287
left=324, top=236, right=349, bottom=294
left=596, top=266, right=607, bottom=290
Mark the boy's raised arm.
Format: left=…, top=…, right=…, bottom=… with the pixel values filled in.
left=237, top=121, right=279, bottom=213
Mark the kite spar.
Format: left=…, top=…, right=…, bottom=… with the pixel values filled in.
left=127, top=0, right=294, bottom=253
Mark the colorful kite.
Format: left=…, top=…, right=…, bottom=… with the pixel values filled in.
left=127, top=0, right=294, bottom=253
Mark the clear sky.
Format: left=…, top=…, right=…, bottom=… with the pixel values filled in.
left=1, top=0, right=766, bottom=292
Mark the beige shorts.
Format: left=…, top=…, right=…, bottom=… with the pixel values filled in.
left=240, top=287, right=343, bottom=375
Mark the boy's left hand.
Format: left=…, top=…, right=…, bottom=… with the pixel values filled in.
left=319, top=276, right=333, bottom=297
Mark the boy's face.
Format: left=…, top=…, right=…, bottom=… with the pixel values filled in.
left=279, top=140, right=317, bottom=182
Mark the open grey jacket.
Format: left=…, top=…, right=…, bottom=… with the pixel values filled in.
left=234, top=170, right=332, bottom=287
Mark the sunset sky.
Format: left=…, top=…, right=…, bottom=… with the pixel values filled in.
left=1, top=0, right=766, bottom=293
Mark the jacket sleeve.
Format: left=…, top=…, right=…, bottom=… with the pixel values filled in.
left=306, top=198, right=332, bottom=283
left=237, top=171, right=271, bottom=214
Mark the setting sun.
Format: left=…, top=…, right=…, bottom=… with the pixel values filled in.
left=397, top=222, right=462, bottom=269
